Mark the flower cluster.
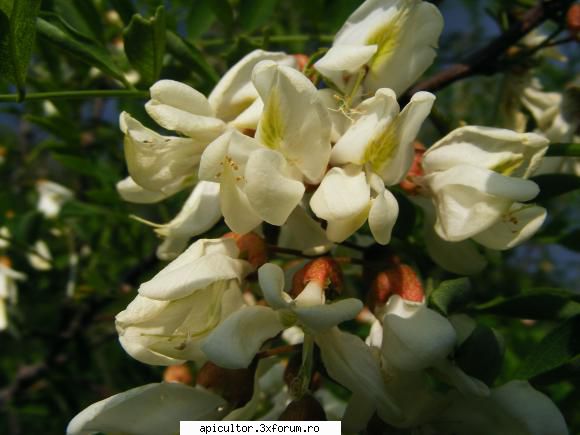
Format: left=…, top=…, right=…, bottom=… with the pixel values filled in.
left=67, top=1, right=569, bottom=434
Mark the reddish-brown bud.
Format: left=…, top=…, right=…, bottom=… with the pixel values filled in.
left=567, top=4, right=580, bottom=40
left=163, top=364, right=193, bottom=385
left=399, top=141, right=426, bottom=195
left=279, top=394, right=327, bottom=421
left=368, top=264, right=424, bottom=312
left=0, top=256, right=12, bottom=268
left=293, top=54, right=309, bottom=72
left=223, top=232, right=268, bottom=268
left=290, top=257, right=343, bottom=299
left=196, top=361, right=257, bottom=408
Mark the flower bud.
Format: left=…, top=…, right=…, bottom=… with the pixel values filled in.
left=293, top=54, right=309, bottom=72
left=196, top=360, right=257, bottom=408
left=290, top=257, right=343, bottom=300
left=368, top=263, right=424, bottom=313
left=163, top=364, right=193, bottom=385
left=399, top=141, right=426, bottom=195
left=278, top=394, right=327, bottom=421
left=567, top=4, right=580, bottom=40
left=223, top=232, right=268, bottom=269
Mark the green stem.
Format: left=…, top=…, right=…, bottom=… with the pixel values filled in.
left=295, top=333, right=314, bottom=399
left=200, top=34, right=334, bottom=48
left=0, top=89, right=149, bottom=103
left=546, top=143, right=580, bottom=157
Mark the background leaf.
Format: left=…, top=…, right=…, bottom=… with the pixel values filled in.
left=531, top=174, right=580, bottom=202
left=515, top=315, right=580, bottom=380
left=36, top=15, right=129, bottom=87
left=428, top=277, right=472, bottom=315
left=239, top=0, right=279, bottom=33
left=123, top=6, right=166, bottom=86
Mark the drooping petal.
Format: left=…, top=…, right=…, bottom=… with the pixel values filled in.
left=310, top=165, right=370, bottom=221
left=122, top=112, right=203, bottom=195
left=145, top=80, right=225, bottom=141
left=258, top=263, right=293, bottom=310
left=382, top=295, right=456, bottom=371
left=252, top=61, right=331, bottom=183
left=66, top=383, right=226, bottom=435
left=202, top=306, right=285, bottom=369
left=426, top=165, right=540, bottom=241
left=296, top=298, right=363, bottom=333
left=472, top=204, right=547, bottom=250
left=316, top=327, right=401, bottom=424
left=116, top=176, right=170, bottom=204
left=209, top=49, right=296, bottom=122
left=154, top=182, right=222, bottom=260
left=244, top=148, right=305, bottom=225
left=368, top=188, right=399, bottom=245
left=326, top=206, right=371, bottom=243
left=220, top=162, right=263, bottom=234
left=278, top=205, right=334, bottom=255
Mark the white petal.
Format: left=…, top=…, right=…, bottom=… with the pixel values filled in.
left=296, top=298, right=363, bottom=332
left=244, top=148, right=305, bottom=225
left=116, top=176, right=170, bottom=203
left=423, top=126, right=549, bottom=178
left=314, top=44, right=377, bottom=91
left=376, top=91, right=434, bottom=184
left=146, top=80, right=225, bottom=141
left=317, top=89, right=352, bottom=143
left=368, top=188, right=399, bottom=245
left=315, top=327, right=401, bottom=423
left=202, top=306, right=284, bottom=369
left=122, top=112, right=203, bottom=195
left=209, top=50, right=296, bottom=122
left=253, top=61, right=331, bottom=183
left=473, top=204, right=547, bottom=250
left=36, top=180, right=73, bottom=218
left=310, top=166, right=370, bottom=221
left=66, top=383, right=226, bottom=435
left=326, top=206, right=371, bottom=243
left=220, top=162, right=263, bottom=234
left=382, top=295, right=456, bottom=371
left=258, top=263, right=292, bottom=310
left=155, top=182, right=222, bottom=260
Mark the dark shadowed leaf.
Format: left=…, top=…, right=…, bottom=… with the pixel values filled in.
left=428, top=277, right=472, bottom=315
left=166, top=30, right=219, bottom=85
left=239, top=0, right=279, bottom=32
left=531, top=174, right=580, bottom=202
left=455, top=324, right=503, bottom=386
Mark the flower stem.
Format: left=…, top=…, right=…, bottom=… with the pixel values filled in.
left=200, top=34, right=334, bottom=48
left=0, top=90, right=149, bottom=103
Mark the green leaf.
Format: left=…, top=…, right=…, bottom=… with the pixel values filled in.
left=428, top=277, right=472, bottom=315
left=0, top=0, right=41, bottom=100
left=186, top=0, right=216, bottom=39
left=475, top=288, right=580, bottom=320
left=455, top=324, right=503, bottom=386
left=559, top=229, right=580, bottom=252
left=123, top=6, right=166, bottom=85
left=54, top=0, right=103, bottom=42
left=531, top=174, right=580, bottom=202
left=165, top=30, right=219, bottom=85
left=110, top=0, right=137, bottom=25
left=546, top=143, right=580, bottom=157
left=36, top=15, right=129, bottom=87
left=210, top=0, right=234, bottom=30
left=515, top=315, right=580, bottom=380
left=239, top=0, right=279, bottom=32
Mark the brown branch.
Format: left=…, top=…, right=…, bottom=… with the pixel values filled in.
left=405, top=0, right=573, bottom=98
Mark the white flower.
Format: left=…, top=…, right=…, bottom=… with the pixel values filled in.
left=120, top=50, right=296, bottom=203
left=420, top=126, right=549, bottom=249
left=310, top=89, right=434, bottom=243
left=201, top=263, right=362, bottom=370
left=0, top=260, right=26, bottom=331
left=314, top=0, right=444, bottom=97
left=36, top=180, right=73, bottom=219
left=115, top=238, right=251, bottom=365
left=67, top=383, right=227, bottom=435
left=27, top=240, right=52, bottom=271
left=199, top=61, right=331, bottom=234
